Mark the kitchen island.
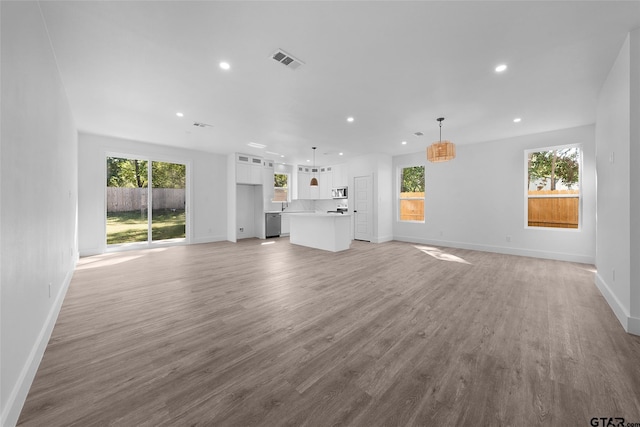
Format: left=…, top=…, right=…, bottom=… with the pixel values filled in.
left=284, top=212, right=351, bottom=252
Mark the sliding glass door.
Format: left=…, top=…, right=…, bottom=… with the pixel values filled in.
left=106, top=156, right=187, bottom=247
left=151, top=161, right=186, bottom=241
left=106, top=157, right=149, bottom=244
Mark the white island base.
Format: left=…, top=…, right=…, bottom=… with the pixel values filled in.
left=287, top=213, right=351, bottom=252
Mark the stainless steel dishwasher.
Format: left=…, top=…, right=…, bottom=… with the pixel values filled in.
left=265, top=212, right=281, bottom=238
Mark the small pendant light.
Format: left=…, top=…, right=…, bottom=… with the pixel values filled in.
left=310, top=147, right=319, bottom=186
left=427, top=117, right=456, bottom=162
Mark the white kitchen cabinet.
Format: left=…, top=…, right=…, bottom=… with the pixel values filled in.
left=332, top=163, right=348, bottom=187
left=236, top=154, right=263, bottom=185
left=236, top=154, right=252, bottom=184
left=295, top=164, right=349, bottom=199
left=296, top=166, right=311, bottom=199
left=281, top=212, right=290, bottom=235
left=262, top=159, right=274, bottom=199
left=319, top=167, right=331, bottom=199
left=250, top=157, right=263, bottom=184
left=309, top=168, right=320, bottom=199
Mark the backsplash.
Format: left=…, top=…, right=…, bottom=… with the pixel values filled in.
left=264, top=198, right=347, bottom=212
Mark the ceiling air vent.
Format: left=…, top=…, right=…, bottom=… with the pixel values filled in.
left=193, top=121, right=213, bottom=128
left=413, top=131, right=424, bottom=137
left=271, top=49, right=304, bottom=70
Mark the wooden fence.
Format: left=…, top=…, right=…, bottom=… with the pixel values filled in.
left=528, top=190, right=579, bottom=228
left=400, top=192, right=425, bottom=221
left=398, top=190, right=578, bottom=227
left=106, top=188, right=185, bottom=212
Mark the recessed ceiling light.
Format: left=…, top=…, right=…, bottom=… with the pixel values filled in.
left=306, top=159, right=310, bottom=162
left=401, top=141, right=407, bottom=145
left=495, top=64, right=507, bottom=73
left=176, top=112, right=184, bottom=117
left=347, top=117, right=354, bottom=122
left=513, top=117, right=522, bottom=123
left=280, top=155, right=285, bottom=158
left=247, top=142, right=266, bottom=149
left=339, top=152, right=343, bottom=156
left=219, top=62, right=230, bottom=70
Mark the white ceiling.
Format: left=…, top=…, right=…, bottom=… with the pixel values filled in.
left=39, top=1, right=640, bottom=166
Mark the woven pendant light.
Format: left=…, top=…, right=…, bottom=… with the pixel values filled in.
left=310, top=147, right=318, bottom=186
left=427, top=117, right=456, bottom=163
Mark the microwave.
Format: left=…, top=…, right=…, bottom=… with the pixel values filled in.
left=331, top=187, right=348, bottom=199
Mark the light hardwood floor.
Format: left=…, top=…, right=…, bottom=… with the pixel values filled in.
left=18, top=239, right=640, bottom=426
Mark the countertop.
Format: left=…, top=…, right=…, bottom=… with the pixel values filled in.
left=264, top=210, right=314, bottom=214
left=264, top=210, right=351, bottom=217
left=283, top=211, right=352, bottom=217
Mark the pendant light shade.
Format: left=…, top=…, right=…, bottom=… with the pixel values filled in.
left=310, top=146, right=319, bottom=186
left=427, top=117, right=456, bottom=163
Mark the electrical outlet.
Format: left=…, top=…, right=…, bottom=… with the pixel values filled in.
left=506, top=235, right=511, bottom=242
left=239, top=227, right=244, bottom=232
left=48, top=283, right=51, bottom=298
left=609, top=152, right=615, bottom=164
left=612, top=269, right=616, bottom=282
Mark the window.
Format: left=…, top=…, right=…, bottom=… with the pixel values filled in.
left=399, top=166, right=425, bottom=222
left=526, top=145, right=581, bottom=229
left=273, top=173, right=289, bottom=202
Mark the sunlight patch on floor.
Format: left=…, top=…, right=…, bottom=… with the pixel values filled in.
left=414, top=245, right=471, bottom=265
left=77, top=254, right=145, bottom=270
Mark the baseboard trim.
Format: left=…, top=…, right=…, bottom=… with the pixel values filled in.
left=2, top=260, right=76, bottom=427
left=373, top=235, right=394, bottom=244
left=192, top=235, right=228, bottom=245
left=393, top=235, right=595, bottom=264
left=79, top=246, right=103, bottom=257
left=81, top=236, right=228, bottom=256
left=629, top=315, right=640, bottom=336
left=594, top=273, right=640, bottom=335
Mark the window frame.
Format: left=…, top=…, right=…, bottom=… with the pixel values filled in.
left=272, top=172, right=290, bottom=203
left=524, top=143, right=582, bottom=231
left=105, top=151, right=191, bottom=251
left=397, top=164, right=426, bottom=223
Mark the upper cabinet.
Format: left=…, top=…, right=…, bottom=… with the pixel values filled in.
left=236, top=154, right=263, bottom=185
left=332, top=163, right=348, bottom=187
left=309, top=168, right=320, bottom=200
left=319, top=167, right=331, bottom=199
left=262, top=159, right=274, bottom=199
left=294, top=163, right=348, bottom=199
left=297, top=166, right=311, bottom=200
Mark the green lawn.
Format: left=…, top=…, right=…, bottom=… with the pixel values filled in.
left=107, top=209, right=185, bottom=244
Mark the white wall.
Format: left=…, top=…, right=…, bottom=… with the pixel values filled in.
left=631, top=29, right=640, bottom=329
left=393, top=125, right=596, bottom=264
left=595, top=30, right=640, bottom=335
left=227, top=154, right=237, bottom=242
left=376, top=154, right=393, bottom=243
left=78, top=133, right=227, bottom=255
left=236, top=184, right=259, bottom=239
left=1, top=2, right=78, bottom=425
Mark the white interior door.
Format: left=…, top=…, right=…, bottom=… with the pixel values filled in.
left=353, top=175, right=373, bottom=241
